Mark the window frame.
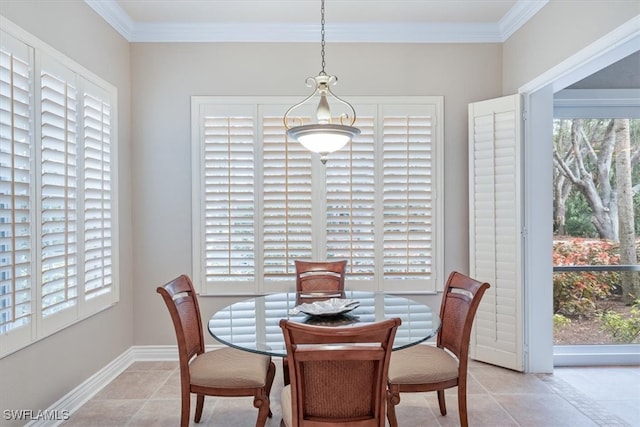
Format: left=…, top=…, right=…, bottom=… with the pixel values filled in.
left=191, top=96, right=443, bottom=296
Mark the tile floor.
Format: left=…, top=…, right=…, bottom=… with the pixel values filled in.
left=61, top=359, right=639, bottom=427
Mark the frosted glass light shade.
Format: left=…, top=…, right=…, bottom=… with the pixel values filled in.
left=287, top=124, right=360, bottom=154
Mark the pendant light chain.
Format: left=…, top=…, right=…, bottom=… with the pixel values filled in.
left=320, top=0, right=326, bottom=76
left=283, top=0, right=360, bottom=163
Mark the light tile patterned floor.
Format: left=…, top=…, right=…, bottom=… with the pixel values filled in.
left=61, top=360, right=639, bottom=426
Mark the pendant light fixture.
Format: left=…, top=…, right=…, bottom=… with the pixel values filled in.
left=283, top=0, right=360, bottom=164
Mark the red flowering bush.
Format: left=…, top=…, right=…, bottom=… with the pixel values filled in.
left=553, top=238, right=620, bottom=318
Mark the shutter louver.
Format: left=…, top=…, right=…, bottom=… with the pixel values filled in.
left=0, top=43, right=33, bottom=336
left=40, top=68, right=78, bottom=317
left=203, top=115, right=255, bottom=282
left=208, top=298, right=260, bottom=348
left=382, top=114, right=434, bottom=281
left=262, top=115, right=312, bottom=279
left=83, top=90, right=112, bottom=300
left=326, top=116, right=375, bottom=279
left=383, top=294, right=435, bottom=342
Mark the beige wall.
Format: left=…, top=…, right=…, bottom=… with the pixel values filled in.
left=130, top=41, right=503, bottom=345
left=503, top=0, right=639, bottom=94
left=0, top=1, right=133, bottom=420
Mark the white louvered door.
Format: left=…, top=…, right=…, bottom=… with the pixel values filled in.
left=468, top=94, right=524, bottom=372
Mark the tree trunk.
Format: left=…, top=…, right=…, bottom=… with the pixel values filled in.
left=614, top=119, right=639, bottom=304
left=553, top=120, right=573, bottom=235
left=570, top=120, right=617, bottom=240
left=554, top=174, right=572, bottom=235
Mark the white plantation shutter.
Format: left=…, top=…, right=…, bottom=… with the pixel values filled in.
left=192, top=97, right=443, bottom=294
left=326, top=112, right=376, bottom=283
left=40, top=59, right=79, bottom=328
left=0, top=34, right=34, bottom=352
left=82, top=83, right=113, bottom=305
left=0, top=22, right=118, bottom=356
left=208, top=298, right=260, bottom=348
left=381, top=105, right=440, bottom=292
left=468, top=94, right=523, bottom=371
left=198, top=106, right=256, bottom=289
left=383, top=293, right=435, bottom=343
left=262, top=111, right=312, bottom=281
left=263, top=293, right=291, bottom=348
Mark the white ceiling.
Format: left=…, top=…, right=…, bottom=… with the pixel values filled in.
left=84, top=0, right=549, bottom=43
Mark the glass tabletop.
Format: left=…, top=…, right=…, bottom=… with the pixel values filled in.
left=208, top=290, right=441, bottom=357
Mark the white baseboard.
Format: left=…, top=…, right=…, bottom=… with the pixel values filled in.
left=25, top=344, right=223, bottom=427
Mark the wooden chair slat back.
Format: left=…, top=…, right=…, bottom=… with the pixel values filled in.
left=281, top=317, right=400, bottom=427
left=437, top=271, right=490, bottom=359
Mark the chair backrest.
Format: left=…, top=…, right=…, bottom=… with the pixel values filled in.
left=437, top=271, right=490, bottom=361
left=295, top=260, right=347, bottom=294
left=280, top=318, right=401, bottom=427
left=157, top=275, right=205, bottom=369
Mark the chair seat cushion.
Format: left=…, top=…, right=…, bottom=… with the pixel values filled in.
left=190, top=347, right=271, bottom=388
left=388, top=344, right=458, bottom=384
left=281, top=384, right=293, bottom=427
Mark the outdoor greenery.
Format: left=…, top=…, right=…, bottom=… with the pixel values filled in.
left=553, top=238, right=640, bottom=344
left=553, top=239, right=620, bottom=318
left=553, top=118, right=639, bottom=344
left=599, top=300, right=640, bottom=343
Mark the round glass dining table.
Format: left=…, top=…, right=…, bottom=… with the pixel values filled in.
left=208, top=290, right=441, bottom=357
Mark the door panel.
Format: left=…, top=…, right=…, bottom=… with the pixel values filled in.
left=468, top=94, right=524, bottom=372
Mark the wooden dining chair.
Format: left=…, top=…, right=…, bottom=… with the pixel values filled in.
left=294, top=259, right=348, bottom=296
left=283, top=259, right=349, bottom=386
left=156, top=274, right=276, bottom=427
left=280, top=317, right=401, bottom=427
left=386, top=271, right=490, bottom=427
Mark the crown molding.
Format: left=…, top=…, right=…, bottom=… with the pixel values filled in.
left=128, top=22, right=505, bottom=43
left=84, top=0, right=134, bottom=41
left=499, top=0, right=548, bottom=40
left=84, top=0, right=548, bottom=43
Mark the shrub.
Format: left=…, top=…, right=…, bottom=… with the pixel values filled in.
left=553, top=313, right=571, bottom=334
left=599, top=300, right=640, bottom=344
left=553, top=238, right=620, bottom=318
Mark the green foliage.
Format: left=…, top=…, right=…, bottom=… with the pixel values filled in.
left=553, top=313, right=571, bottom=334
left=564, top=192, right=597, bottom=237
left=553, top=239, right=620, bottom=318
left=599, top=300, right=640, bottom=344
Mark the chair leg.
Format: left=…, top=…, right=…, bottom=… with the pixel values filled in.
left=282, top=357, right=290, bottom=386
left=194, top=394, right=205, bottom=423
left=266, top=361, right=276, bottom=418
left=386, top=384, right=400, bottom=427
left=437, top=389, right=447, bottom=416
left=180, top=388, right=191, bottom=427
left=253, top=393, right=271, bottom=427
left=254, top=361, right=276, bottom=426
left=458, top=384, right=468, bottom=427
